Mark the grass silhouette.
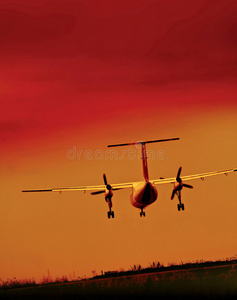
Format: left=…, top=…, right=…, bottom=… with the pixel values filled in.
left=0, top=257, right=237, bottom=299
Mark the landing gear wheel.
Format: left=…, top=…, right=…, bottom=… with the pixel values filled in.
left=107, top=211, right=115, bottom=219
left=177, top=204, right=184, bottom=211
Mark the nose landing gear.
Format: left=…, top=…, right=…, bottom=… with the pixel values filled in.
left=140, top=208, right=146, bottom=217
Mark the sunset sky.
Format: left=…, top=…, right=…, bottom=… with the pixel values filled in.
left=1, top=0, right=237, bottom=282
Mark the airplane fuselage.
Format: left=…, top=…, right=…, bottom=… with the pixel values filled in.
left=130, top=181, right=158, bottom=209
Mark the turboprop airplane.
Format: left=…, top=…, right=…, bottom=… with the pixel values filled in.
left=22, top=138, right=236, bottom=218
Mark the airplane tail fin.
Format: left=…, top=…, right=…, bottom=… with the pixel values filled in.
left=108, top=138, right=180, bottom=181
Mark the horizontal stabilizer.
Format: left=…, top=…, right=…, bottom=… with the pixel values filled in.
left=108, top=138, right=179, bottom=148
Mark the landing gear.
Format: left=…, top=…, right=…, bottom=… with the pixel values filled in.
left=140, top=208, right=146, bottom=217
left=106, top=198, right=114, bottom=219
left=177, top=203, right=184, bottom=211
left=107, top=210, right=114, bottom=219
left=177, top=191, right=185, bottom=211
left=171, top=167, right=193, bottom=212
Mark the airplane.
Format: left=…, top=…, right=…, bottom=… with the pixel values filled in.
left=22, top=138, right=236, bottom=218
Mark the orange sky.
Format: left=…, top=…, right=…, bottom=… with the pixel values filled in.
left=1, top=0, right=237, bottom=282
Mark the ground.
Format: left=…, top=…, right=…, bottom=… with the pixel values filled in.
left=1, top=262, right=237, bottom=299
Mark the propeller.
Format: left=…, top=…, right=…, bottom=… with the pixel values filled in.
left=171, top=167, right=193, bottom=200
left=183, top=183, right=193, bottom=189
left=91, top=174, right=122, bottom=195
left=171, top=189, right=176, bottom=200
left=103, top=174, right=111, bottom=190
left=176, top=167, right=182, bottom=183
left=91, top=190, right=105, bottom=195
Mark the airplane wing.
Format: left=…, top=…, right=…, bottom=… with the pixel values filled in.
left=152, top=168, right=237, bottom=185
left=22, top=168, right=236, bottom=192
left=22, top=182, right=134, bottom=193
